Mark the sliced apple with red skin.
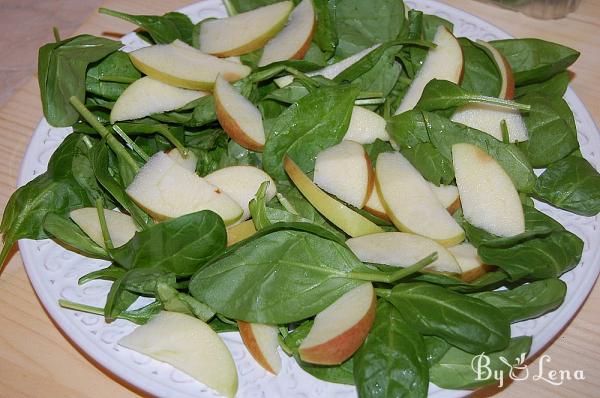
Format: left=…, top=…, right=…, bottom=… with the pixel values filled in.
left=452, top=143, right=524, bottom=237
left=362, top=179, right=390, bottom=221
left=69, top=208, right=139, bottom=248
left=394, top=26, right=463, bottom=115
left=226, top=220, right=256, bottom=246
left=343, top=106, right=390, bottom=144
left=205, top=165, right=276, bottom=220
left=299, top=283, right=376, bottom=365
left=313, top=140, right=374, bottom=208
left=199, top=1, right=293, bottom=57
left=258, top=0, right=316, bottom=67
left=376, top=152, right=465, bottom=246
left=428, top=182, right=461, bottom=214
left=119, top=311, right=238, bottom=398
left=284, top=156, right=383, bottom=237
left=347, top=232, right=461, bottom=274
left=129, top=40, right=251, bottom=90
left=476, top=40, right=515, bottom=100
left=448, top=242, right=490, bottom=282
left=214, top=75, right=265, bottom=151
left=110, top=77, right=208, bottom=123
left=167, top=148, right=198, bottom=172
left=126, top=151, right=243, bottom=224
left=238, top=321, right=281, bottom=374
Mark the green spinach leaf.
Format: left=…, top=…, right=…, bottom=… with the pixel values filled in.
left=43, top=213, right=109, bottom=259
left=459, top=38, right=502, bottom=97
left=85, top=51, right=140, bottom=100
left=515, top=70, right=570, bottom=98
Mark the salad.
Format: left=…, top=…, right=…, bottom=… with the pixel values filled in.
left=1, top=0, right=598, bottom=397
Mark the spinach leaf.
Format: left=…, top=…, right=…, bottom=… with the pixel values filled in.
left=86, top=51, right=140, bottom=100
left=469, top=279, right=566, bottom=322
left=79, top=264, right=126, bottom=285
left=385, top=283, right=511, bottom=353
left=38, top=35, right=122, bottom=127
left=410, top=271, right=508, bottom=294
left=313, top=0, right=337, bottom=59
left=263, top=84, right=359, bottom=181
left=120, top=268, right=176, bottom=295
left=151, top=95, right=217, bottom=128
left=515, top=70, right=570, bottom=98
left=104, top=275, right=140, bottom=321
left=354, top=300, right=429, bottom=398
left=517, top=94, right=578, bottom=167
left=110, top=210, right=227, bottom=276
left=423, top=336, right=450, bottom=367
left=430, top=336, right=532, bottom=389
left=284, top=320, right=355, bottom=385
left=533, top=156, right=600, bottom=216
left=43, top=213, right=109, bottom=259
left=459, top=38, right=502, bottom=97
left=226, top=0, right=280, bottom=13
left=400, top=143, right=455, bottom=186
left=59, top=299, right=161, bottom=325
left=156, top=282, right=215, bottom=321
left=99, top=9, right=194, bottom=45
left=490, top=38, right=579, bottom=85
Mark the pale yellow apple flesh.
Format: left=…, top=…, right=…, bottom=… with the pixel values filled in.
left=129, top=40, right=251, bottom=90
left=476, top=40, right=515, bottom=100
left=362, top=178, right=390, bottom=221
left=376, top=152, right=465, bottom=246
left=69, top=208, right=139, bottom=248
left=447, top=242, right=490, bottom=282
left=428, top=182, right=461, bottom=214
left=199, top=1, right=293, bottom=57
left=313, top=140, right=374, bottom=208
left=226, top=220, right=257, bottom=246
left=205, top=165, right=276, bottom=221
left=109, top=76, right=207, bottom=123
left=258, top=0, right=316, bottom=67
left=343, top=106, right=390, bottom=144
left=237, top=321, right=281, bottom=374
left=299, top=283, right=376, bottom=365
left=126, top=151, right=243, bottom=224
left=166, top=148, right=198, bottom=172
left=213, top=75, right=265, bottom=152
left=452, top=143, right=525, bottom=237
left=346, top=232, right=461, bottom=274
left=119, top=311, right=238, bottom=398
left=395, top=26, right=463, bottom=115
left=451, top=104, right=528, bottom=143
left=284, top=156, right=383, bottom=237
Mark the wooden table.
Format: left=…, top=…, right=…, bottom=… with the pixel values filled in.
left=0, top=1, right=598, bottom=397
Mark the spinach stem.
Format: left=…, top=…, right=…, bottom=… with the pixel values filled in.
left=501, top=119, right=510, bottom=144
left=157, top=125, right=188, bottom=156
left=357, top=91, right=384, bottom=99
left=59, top=299, right=105, bottom=316
left=69, top=96, right=140, bottom=173
left=222, top=0, right=238, bottom=16
left=112, top=124, right=149, bottom=161
left=99, top=75, right=138, bottom=84
left=374, top=288, right=391, bottom=298
left=285, top=67, right=319, bottom=89
left=276, top=193, right=299, bottom=215
left=468, top=95, right=531, bottom=111
left=52, top=27, right=61, bottom=42
left=355, top=98, right=386, bottom=106
left=348, top=252, right=437, bottom=283
left=95, top=198, right=114, bottom=250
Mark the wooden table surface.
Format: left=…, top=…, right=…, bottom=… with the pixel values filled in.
left=0, top=1, right=598, bottom=397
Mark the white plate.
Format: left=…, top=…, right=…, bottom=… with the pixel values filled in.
left=17, top=1, right=600, bottom=397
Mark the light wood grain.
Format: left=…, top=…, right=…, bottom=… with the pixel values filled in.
left=0, top=1, right=598, bottom=397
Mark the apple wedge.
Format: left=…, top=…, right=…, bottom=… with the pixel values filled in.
left=226, top=220, right=256, bottom=246
left=284, top=156, right=383, bottom=237
left=69, top=208, right=139, bottom=248
left=343, top=106, right=390, bottom=144
left=346, top=232, right=461, bottom=274
left=452, top=143, right=524, bottom=237
left=362, top=181, right=390, bottom=221
left=448, top=242, right=489, bottom=282
left=313, top=140, right=374, bottom=208
left=129, top=40, right=251, bottom=90
left=109, top=77, right=207, bottom=123
left=299, top=283, right=376, bottom=365
left=238, top=321, right=281, bottom=374
left=450, top=104, right=528, bottom=143
left=119, top=311, right=238, bottom=398
left=199, top=1, right=293, bottom=57
left=258, top=0, right=316, bottom=67
left=214, top=75, right=265, bottom=151
left=395, top=26, right=463, bottom=115
left=167, top=148, right=198, bottom=172
left=476, top=40, right=515, bottom=100
left=428, top=182, right=461, bottom=214
left=376, top=152, right=464, bottom=246
left=205, top=165, right=276, bottom=220
left=126, top=151, right=243, bottom=224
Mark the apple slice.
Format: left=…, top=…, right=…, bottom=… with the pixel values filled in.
left=238, top=321, right=281, bottom=374
left=119, top=311, right=238, bottom=398
left=258, top=0, right=316, bottom=67
left=450, top=104, right=528, bottom=143
left=226, top=220, right=257, bottom=246
left=129, top=40, right=251, bottom=90
left=346, top=232, right=461, bottom=274
left=69, top=208, right=139, bottom=248
left=299, top=283, right=376, bottom=365
left=284, top=156, right=383, bottom=237
left=428, top=182, right=461, bottom=214
left=476, top=40, right=515, bottom=100
left=362, top=180, right=390, bottom=221
left=199, top=1, right=293, bottom=57
left=343, top=106, right=390, bottom=144
left=205, top=165, right=276, bottom=220
left=214, top=75, right=265, bottom=151
left=126, top=151, right=243, bottom=224
left=448, top=242, right=489, bottom=282
left=394, top=26, right=463, bottom=115
left=452, top=143, right=524, bottom=237
left=376, top=152, right=464, bottom=246
left=167, top=148, right=198, bottom=172
left=313, top=140, right=374, bottom=208
left=109, top=77, right=207, bottom=123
